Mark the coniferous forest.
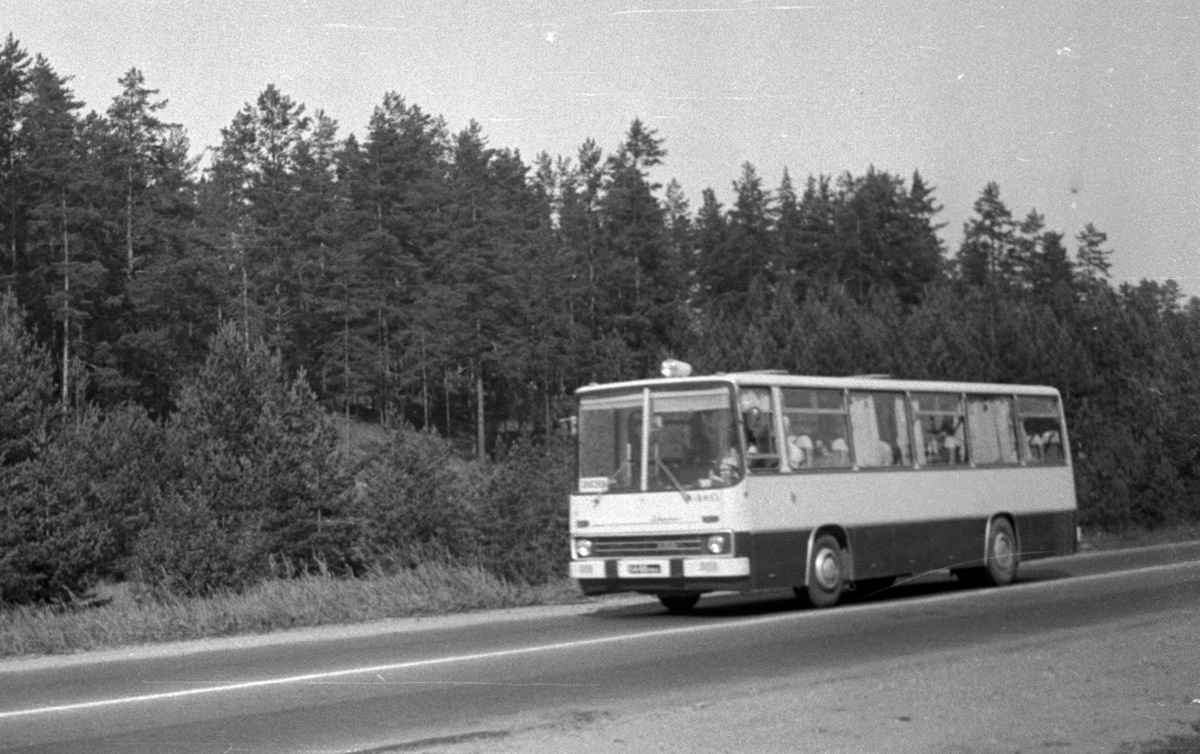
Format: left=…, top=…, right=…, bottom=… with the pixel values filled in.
left=2, top=35, right=1199, bottom=606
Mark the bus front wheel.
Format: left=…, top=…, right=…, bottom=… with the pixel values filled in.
left=800, top=535, right=846, bottom=608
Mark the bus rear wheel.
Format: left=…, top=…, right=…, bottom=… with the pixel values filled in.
left=981, top=518, right=1019, bottom=585
left=658, top=594, right=700, bottom=613
left=799, top=535, right=846, bottom=608
left=957, top=518, right=1019, bottom=587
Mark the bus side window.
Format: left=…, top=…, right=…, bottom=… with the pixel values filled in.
left=849, top=391, right=911, bottom=468
left=740, top=388, right=780, bottom=471
left=912, top=393, right=967, bottom=466
left=782, top=388, right=851, bottom=470
left=1016, top=396, right=1065, bottom=464
left=967, top=396, right=1019, bottom=465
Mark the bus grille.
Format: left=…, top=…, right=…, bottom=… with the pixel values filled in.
left=592, top=535, right=706, bottom=557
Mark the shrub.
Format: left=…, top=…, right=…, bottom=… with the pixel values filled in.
left=346, top=426, right=484, bottom=572
left=475, top=435, right=573, bottom=584
left=0, top=404, right=165, bottom=604
left=130, top=323, right=350, bottom=597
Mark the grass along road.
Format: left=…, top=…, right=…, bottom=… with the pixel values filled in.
left=2, top=524, right=1198, bottom=661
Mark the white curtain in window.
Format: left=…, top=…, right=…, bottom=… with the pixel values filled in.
left=849, top=394, right=881, bottom=467
left=968, top=398, right=1018, bottom=464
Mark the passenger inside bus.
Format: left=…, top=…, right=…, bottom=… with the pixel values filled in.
left=710, top=444, right=742, bottom=485
left=784, top=416, right=814, bottom=469
left=1024, top=422, right=1063, bottom=463
left=686, top=415, right=729, bottom=485
left=814, top=437, right=850, bottom=467
left=735, top=394, right=776, bottom=470
left=673, top=412, right=742, bottom=488
left=871, top=439, right=897, bottom=466
left=744, top=407, right=768, bottom=453
left=811, top=416, right=851, bottom=468
left=923, top=417, right=965, bottom=465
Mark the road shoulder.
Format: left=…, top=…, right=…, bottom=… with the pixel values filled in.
left=422, top=606, right=1200, bottom=754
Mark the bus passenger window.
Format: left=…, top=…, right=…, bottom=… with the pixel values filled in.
left=782, top=388, right=851, bottom=470
left=1016, top=396, right=1065, bottom=464
left=967, top=396, right=1019, bottom=465
left=912, top=393, right=967, bottom=466
left=849, top=391, right=911, bottom=468
left=739, top=388, right=780, bottom=471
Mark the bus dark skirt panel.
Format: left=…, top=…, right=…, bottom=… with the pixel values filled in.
left=573, top=510, right=1075, bottom=597
left=748, top=510, right=1075, bottom=589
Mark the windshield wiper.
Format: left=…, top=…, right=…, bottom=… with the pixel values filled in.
left=655, top=458, right=690, bottom=502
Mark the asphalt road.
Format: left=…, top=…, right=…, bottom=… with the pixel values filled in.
left=2, top=542, right=1199, bottom=753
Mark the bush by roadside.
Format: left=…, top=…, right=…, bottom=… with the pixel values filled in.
left=1, top=316, right=575, bottom=608
left=0, top=563, right=586, bottom=659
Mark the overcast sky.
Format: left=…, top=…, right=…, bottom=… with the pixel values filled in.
left=5, top=1, right=1197, bottom=294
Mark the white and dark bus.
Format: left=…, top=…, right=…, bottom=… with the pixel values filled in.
left=568, top=363, right=1078, bottom=611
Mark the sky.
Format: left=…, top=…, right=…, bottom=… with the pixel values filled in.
left=5, top=1, right=1198, bottom=294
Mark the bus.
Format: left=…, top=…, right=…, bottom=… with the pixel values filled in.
left=567, top=362, right=1077, bottom=611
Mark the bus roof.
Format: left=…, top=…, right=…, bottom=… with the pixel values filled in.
left=575, top=372, right=1063, bottom=398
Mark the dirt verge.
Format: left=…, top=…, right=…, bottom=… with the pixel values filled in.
left=421, top=606, right=1200, bottom=754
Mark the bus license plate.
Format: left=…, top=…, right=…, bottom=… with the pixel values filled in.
left=619, top=560, right=669, bottom=578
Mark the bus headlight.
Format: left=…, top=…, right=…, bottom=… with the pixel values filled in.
left=706, top=534, right=730, bottom=555
left=574, top=538, right=594, bottom=558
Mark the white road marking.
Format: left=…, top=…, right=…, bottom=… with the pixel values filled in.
left=2, top=559, right=1197, bottom=721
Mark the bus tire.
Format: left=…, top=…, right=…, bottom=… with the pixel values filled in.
left=658, top=594, right=700, bottom=613
left=981, top=518, right=1019, bottom=586
left=801, top=535, right=846, bottom=608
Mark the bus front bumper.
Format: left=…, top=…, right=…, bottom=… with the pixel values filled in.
left=570, top=557, right=751, bottom=594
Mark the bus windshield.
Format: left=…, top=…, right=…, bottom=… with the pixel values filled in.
left=577, top=384, right=740, bottom=494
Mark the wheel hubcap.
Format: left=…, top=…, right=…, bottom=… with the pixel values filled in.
left=814, top=549, right=840, bottom=590
left=993, top=533, right=1013, bottom=570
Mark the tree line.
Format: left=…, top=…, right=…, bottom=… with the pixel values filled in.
left=2, top=35, right=1198, bottom=604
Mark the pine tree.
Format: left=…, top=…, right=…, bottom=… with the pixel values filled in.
left=20, top=56, right=90, bottom=406
left=0, top=292, right=53, bottom=466
left=99, top=68, right=199, bottom=406
left=831, top=166, right=943, bottom=303
left=1014, top=210, right=1075, bottom=306
left=1075, top=222, right=1113, bottom=288
left=596, top=118, right=681, bottom=370
left=203, top=84, right=315, bottom=361
left=425, top=122, right=525, bottom=453
left=556, top=139, right=605, bottom=339
left=132, top=322, right=346, bottom=596
left=773, top=169, right=802, bottom=291
left=107, top=68, right=171, bottom=277
left=339, top=92, right=448, bottom=423
left=896, top=170, right=946, bottom=301
left=790, top=174, right=838, bottom=294
left=524, top=151, right=584, bottom=435
left=725, top=161, right=777, bottom=305
left=286, top=109, right=343, bottom=382
left=0, top=34, right=31, bottom=275
left=662, top=178, right=694, bottom=309
left=692, top=187, right=728, bottom=307
left=956, top=182, right=1017, bottom=288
